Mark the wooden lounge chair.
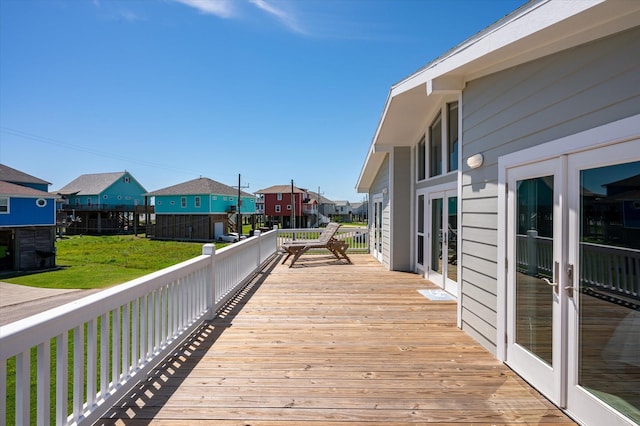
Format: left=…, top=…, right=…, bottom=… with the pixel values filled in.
left=280, top=222, right=351, bottom=267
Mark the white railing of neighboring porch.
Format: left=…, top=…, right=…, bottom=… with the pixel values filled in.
left=277, top=226, right=369, bottom=253
left=0, top=228, right=279, bottom=426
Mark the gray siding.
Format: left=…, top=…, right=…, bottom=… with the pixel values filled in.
left=391, top=147, right=412, bottom=271
left=460, top=27, right=640, bottom=355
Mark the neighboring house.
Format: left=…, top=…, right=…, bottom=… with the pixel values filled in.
left=356, top=2, right=640, bottom=426
left=147, top=177, right=255, bottom=241
left=333, top=200, right=352, bottom=222
left=0, top=164, right=57, bottom=271
left=255, top=185, right=315, bottom=228
left=351, top=201, right=367, bottom=222
left=57, top=171, right=148, bottom=235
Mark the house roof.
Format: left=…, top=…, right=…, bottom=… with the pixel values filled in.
left=0, top=164, right=51, bottom=186
left=147, top=177, right=253, bottom=197
left=256, top=185, right=308, bottom=195
left=57, top=172, right=144, bottom=196
left=356, top=0, right=640, bottom=192
left=0, top=181, right=56, bottom=197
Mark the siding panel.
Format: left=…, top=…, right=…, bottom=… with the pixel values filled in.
left=459, top=27, right=640, bottom=352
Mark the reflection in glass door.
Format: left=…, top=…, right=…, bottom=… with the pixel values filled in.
left=515, top=176, right=555, bottom=366
left=428, top=191, right=458, bottom=295
left=568, top=154, right=640, bottom=425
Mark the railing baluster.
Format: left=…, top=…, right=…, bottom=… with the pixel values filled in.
left=36, top=340, right=51, bottom=426
left=131, top=299, right=139, bottom=372
left=86, top=318, right=97, bottom=410
left=73, top=325, right=84, bottom=422
left=122, top=303, right=130, bottom=378
left=16, top=350, right=29, bottom=425
left=112, top=308, right=120, bottom=386
left=100, top=313, right=109, bottom=399
left=56, top=332, right=68, bottom=426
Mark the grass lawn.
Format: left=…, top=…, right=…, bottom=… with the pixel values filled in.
left=3, top=235, right=225, bottom=289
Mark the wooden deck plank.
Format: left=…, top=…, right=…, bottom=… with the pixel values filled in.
left=98, top=254, right=575, bottom=425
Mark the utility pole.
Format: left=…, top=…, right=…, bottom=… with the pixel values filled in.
left=290, top=179, right=295, bottom=229
left=234, top=174, right=250, bottom=235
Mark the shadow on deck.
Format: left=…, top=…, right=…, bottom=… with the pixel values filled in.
left=97, top=254, right=575, bottom=425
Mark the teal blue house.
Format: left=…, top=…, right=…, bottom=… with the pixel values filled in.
left=57, top=171, right=147, bottom=235
left=147, top=177, right=255, bottom=241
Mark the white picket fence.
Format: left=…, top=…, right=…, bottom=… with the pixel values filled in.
left=0, top=228, right=279, bottom=426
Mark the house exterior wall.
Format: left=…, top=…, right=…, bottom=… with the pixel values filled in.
left=459, top=26, right=640, bottom=354
left=66, top=173, right=146, bottom=208
left=391, top=147, right=412, bottom=271
left=369, top=154, right=391, bottom=268
left=154, top=194, right=255, bottom=214
left=262, top=192, right=306, bottom=217
left=0, top=196, right=56, bottom=227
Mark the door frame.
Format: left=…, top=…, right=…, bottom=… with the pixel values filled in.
left=416, top=181, right=459, bottom=296
left=503, top=156, right=567, bottom=406
left=497, top=114, right=640, bottom=421
left=372, top=193, right=384, bottom=262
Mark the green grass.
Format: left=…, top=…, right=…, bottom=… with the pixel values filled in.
left=4, top=235, right=222, bottom=289
left=3, top=235, right=228, bottom=424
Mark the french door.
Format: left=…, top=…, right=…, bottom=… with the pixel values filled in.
left=372, top=194, right=384, bottom=262
left=506, top=157, right=565, bottom=403
left=506, top=140, right=640, bottom=426
left=426, top=190, right=458, bottom=296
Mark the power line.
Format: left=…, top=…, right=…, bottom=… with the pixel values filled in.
left=0, top=126, right=210, bottom=177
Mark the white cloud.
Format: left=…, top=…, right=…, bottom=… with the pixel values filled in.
left=248, top=0, right=305, bottom=34
left=172, top=0, right=235, bottom=18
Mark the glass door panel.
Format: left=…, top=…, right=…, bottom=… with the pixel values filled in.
left=515, top=176, right=555, bottom=366
left=577, top=160, right=640, bottom=424
left=430, top=198, right=443, bottom=274
left=506, top=157, right=563, bottom=405
left=447, top=196, right=458, bottom=285
left=428, top=191, right=458, bottom=296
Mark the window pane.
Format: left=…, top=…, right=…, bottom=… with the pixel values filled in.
left=418, top=137, right=426, bottom=180
left=447, top=102, right=459, bottom=172
left=429, top=113, right=442, bottom=177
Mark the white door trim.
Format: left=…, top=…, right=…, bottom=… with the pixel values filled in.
left=497, top=113, right=640, bottom=362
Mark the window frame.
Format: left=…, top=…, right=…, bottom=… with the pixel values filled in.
left=0, top=196, right=9, bottom=214
left=275, top=205, right=281, bottom=213
left=195, top=196, right=201, bottom=208
left=416, top=97, right=460, bottom=183
left=181, top=197, right=187, bottom=208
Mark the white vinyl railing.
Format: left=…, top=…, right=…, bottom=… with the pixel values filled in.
left=0, top=228, right=278, bottom=426
left=277, top=226, right=368, bottom=253
left=516, top=234, right=639, bottom=302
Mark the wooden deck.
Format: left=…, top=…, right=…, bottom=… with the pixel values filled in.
left=98, top=254, right=575, bottom=425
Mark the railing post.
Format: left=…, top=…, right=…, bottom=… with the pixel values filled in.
left=527, top=230, right=538, bottom=276
left=203, top=244, right=216, bottom=320
left=254, top=230, right=262, bottom=268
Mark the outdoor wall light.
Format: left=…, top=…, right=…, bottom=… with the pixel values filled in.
left=466, top=153, right=484, bottom=169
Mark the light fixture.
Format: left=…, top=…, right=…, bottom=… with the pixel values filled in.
left=466, top=153, right=484, bottom=169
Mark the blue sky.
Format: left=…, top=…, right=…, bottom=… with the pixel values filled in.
left=0, top=0, right=524, bottom=202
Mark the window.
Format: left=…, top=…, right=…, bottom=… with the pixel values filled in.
left=0, top=197, right=8, bottom=213
left=418, top=136, right=426, bottom=181
left=195, top=196, right=201, bottom=208
left=123, top=176, right=130, bottom=183
left=275, top=205, right=281, bottom=213
left=429, top=112, right=442, bottom=177
left=277, top=193, right=282, bottom=201
left=447, top=102, right=459, bottom=172
left=212, top=195, right=217, bottom=200
left=287, top=204, right=291, bottom=210
left=181, top=197, right=187, bottom=208
left=87, top=199, right=92, bottom=206
left=36, top=198, right=47, bottom=207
